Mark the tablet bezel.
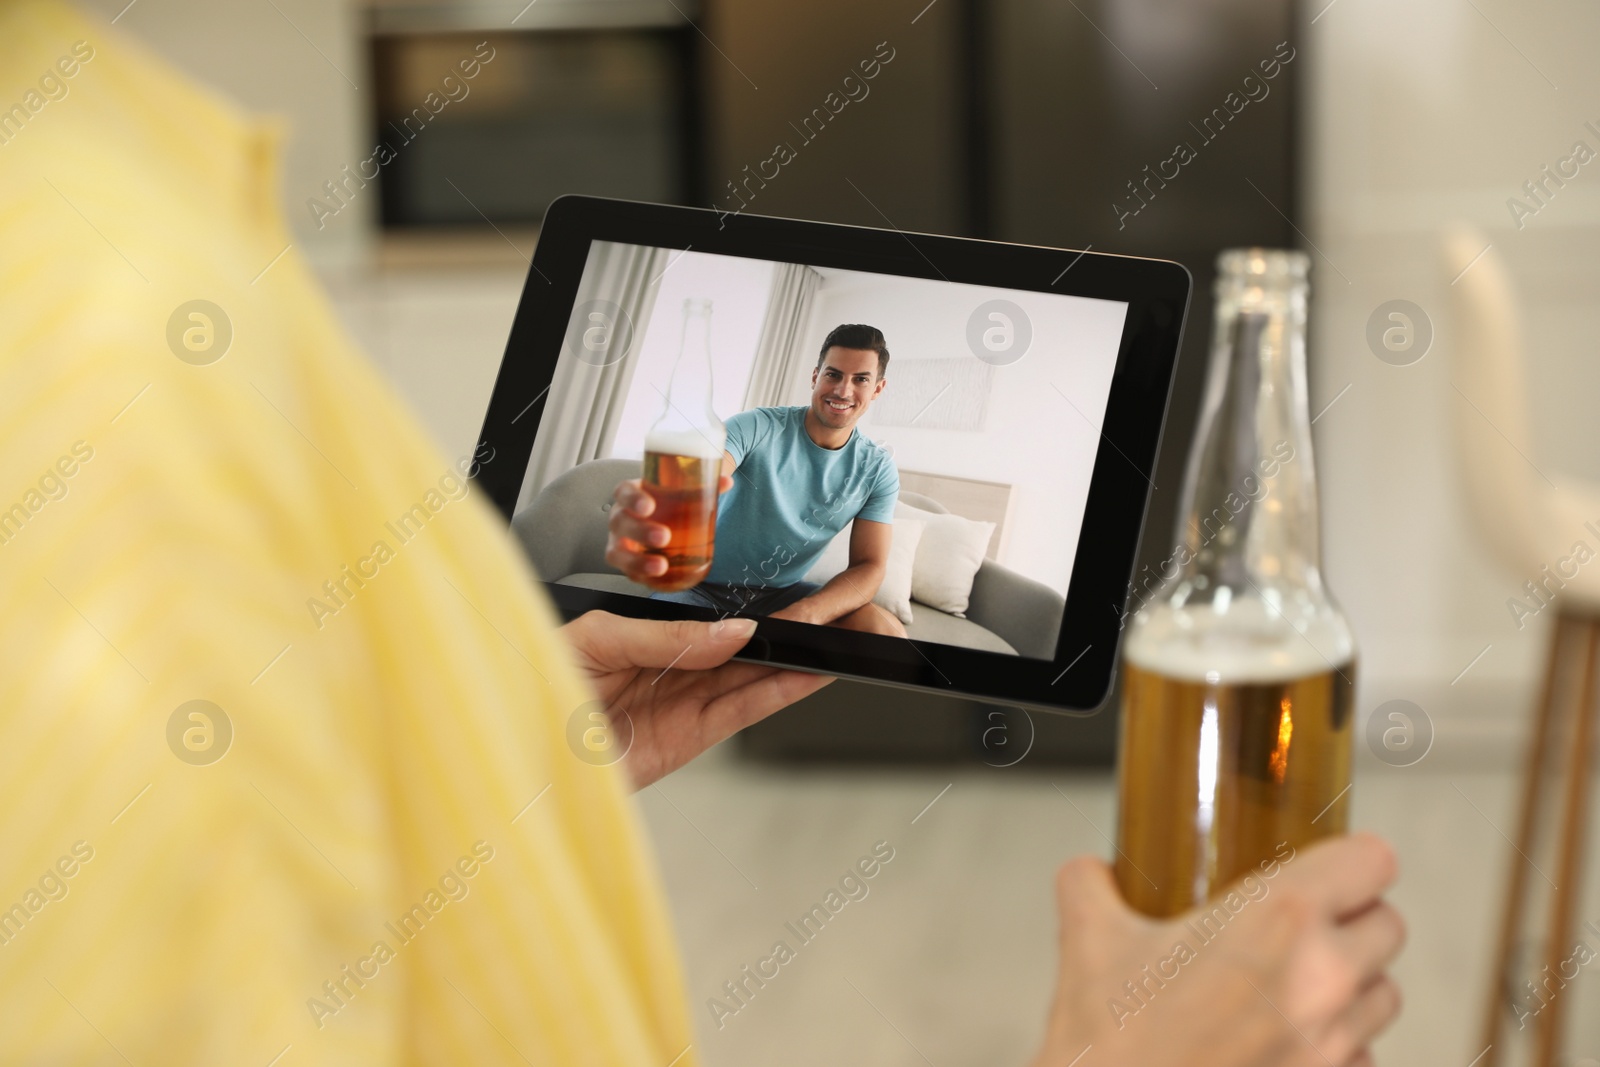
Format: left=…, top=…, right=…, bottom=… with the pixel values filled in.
left=475, top=195, right=1191, bottom=713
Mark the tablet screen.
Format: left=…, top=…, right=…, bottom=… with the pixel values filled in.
left=510, top=239, right=1130, bottom=662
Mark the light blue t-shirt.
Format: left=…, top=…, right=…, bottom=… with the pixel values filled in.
left=707, top=405, right=899, bottom=588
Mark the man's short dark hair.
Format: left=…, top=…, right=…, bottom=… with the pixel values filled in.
left=817, top=324, right=889, bottom=379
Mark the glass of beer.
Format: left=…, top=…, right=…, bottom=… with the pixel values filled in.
left=1114, top=249, right=1356, bottom=917
left=639, top=298, right=725, bottom=592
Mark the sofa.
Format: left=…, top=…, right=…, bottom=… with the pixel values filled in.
left=512, top=458, right=1065, bottom=659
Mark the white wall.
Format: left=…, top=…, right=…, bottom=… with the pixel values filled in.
left=791, top=270, right=1129, bottom=596
left=608, top=250, right=776, bottom=460
left=1304, top=0, right=1600, bottom=709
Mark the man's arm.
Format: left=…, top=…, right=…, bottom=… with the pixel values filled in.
left=770, top=518, right=891, bottom=625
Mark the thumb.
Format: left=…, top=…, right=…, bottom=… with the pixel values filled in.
left=573, top=611, right=759, bottom=674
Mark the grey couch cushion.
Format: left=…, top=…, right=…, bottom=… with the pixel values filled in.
left=966, top=563, right=1064, bottom=660
left=555, top=573, right=653, bottom=597
left=513, top=458, right=641, bottom=582
left=903, top=605, right=1018, bottom=654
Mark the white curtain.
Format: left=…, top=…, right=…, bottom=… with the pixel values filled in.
left=521, top=243, right=670, bottom=505
left=741, top=262, right=821, bottom=410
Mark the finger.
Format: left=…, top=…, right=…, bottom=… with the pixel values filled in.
left=719, top=473, right=733, bottom=493
left=612, top=509, right=671, bottom=548
left=614, top=479, right=656, bottom=517
left=1276, top=833, right=1398, bottom=919
left=1330, top=901, right=1406, bottom=987
left=604, top=543, right=667, bottom=579
left=572, top=614, right=761, bottom=676
left=1320, top=975, right=1401, bottom=1065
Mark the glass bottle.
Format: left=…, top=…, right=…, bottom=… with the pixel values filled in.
left=1114, top=249, right=1356, bottom=918
left=641, top=299, right=726, bottom=591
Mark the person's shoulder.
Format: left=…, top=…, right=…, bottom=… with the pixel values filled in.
left=740, top=405, right=807, bottom=436
left=854, top=432, right=897, bottom=470
left=725, top=406, right=788, bottom=457
left=733, top=406, right=796, bottom=421
left=849, top=433, right=898, bottom=499
left=727, top=406, right=789, bottom=436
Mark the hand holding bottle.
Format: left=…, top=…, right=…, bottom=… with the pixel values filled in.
left=606, top=467, right=734, bottom=585
left=1032, top=833, right=1405, bottom=1067
left=620, top=298, right=728, bottom=591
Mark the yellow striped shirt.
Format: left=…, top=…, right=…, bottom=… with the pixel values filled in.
left=0, top=2, right=696, bottom=1062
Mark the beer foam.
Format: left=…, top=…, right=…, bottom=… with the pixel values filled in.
left=1122, top=596, right=1354, bottom=684
left=644, top=426, right=726, bottom=460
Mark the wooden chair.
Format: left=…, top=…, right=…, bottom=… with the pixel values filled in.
left=1444, top=226, right=1600, bottom=1067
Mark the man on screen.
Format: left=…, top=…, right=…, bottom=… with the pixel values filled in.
left=607, top=324, right=906, bottom=637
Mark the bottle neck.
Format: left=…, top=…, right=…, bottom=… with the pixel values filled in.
left=660, top=304, right=717, bottom=430
left=1171, top=271, right=1325, bottom=603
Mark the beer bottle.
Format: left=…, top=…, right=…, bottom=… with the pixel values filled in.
left=641, top=299, right=726, bottom=591
left=1115, top=250, right=1356, bottom=917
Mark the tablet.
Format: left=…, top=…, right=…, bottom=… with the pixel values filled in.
left=476, top=196, right=1189, bottom=713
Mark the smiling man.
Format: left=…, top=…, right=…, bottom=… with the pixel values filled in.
left=612, top=324, right=904, bottom=636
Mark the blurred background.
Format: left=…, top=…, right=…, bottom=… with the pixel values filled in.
left=73, top=0, right=1600, bottom=1062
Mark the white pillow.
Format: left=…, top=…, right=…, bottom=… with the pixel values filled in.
left=802, top=517, right=925, bottom=624
left=896, top=501, right=995, bottom=617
